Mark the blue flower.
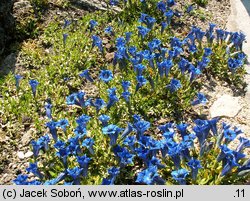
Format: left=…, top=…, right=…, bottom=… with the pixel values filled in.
left=136, top=75, right=147, bottom=92
left=236, top=137, right=250, bottom=152
left=29, top=79, right=39, bottom=97
left=191, top=92, right=207, bottom=105
left=102, top=124, right=122, bottom=146
left=108, top=167, right=120, bottom=183
left=177, top=123, right=189, bottom=139
left=139, top=13, right=156, bottom=29
left=125, top=32, right=132, bottom=43
left=66, top=91, right=91, bottom=108
left=109, top=0, right=119, bottom=6
left=161, top=21, right=168, bottom=33
left=77, top=155, right=91, bottom=177
left=107, top=88, right=119, bottom=109
left=187, top=158, right=202, bottom=180
left=82, top=138, right=95, bottom=154
left=76, top=114, right=91, bottom=128
left=204, top=47, right=213, bottom=57
left=63, top=33, right=68, bottom=46
left=137, top=26, right=150, bottom=39
left=57, top=119, right=69, bottom=132
left=165, top=9, right=174, bottom=25
left=79, top=69, right=94, bottom=82
left=123, top=135, right=136, bottom=151
left=167, top=0, right=176, bottom=7
left=189, top=64, right=201, bottom=81
left=136, top=166, right=165, bottom=185
left=56, top=147, right=69, bottom=168
left=89, top=20, right=98, bottom=32
left=193, top=119, right=210, bottom=148
left=45, top=102, right=52, bottom=119
left=92, top=98, right=106, bottom=113
left=121, top=91, right=131, bottom=103
left=186, top=5, right=194, bottom=13
left=121, top=123, right=134, bottom=139
left=13, top=174, right=28, bottom=185
left=134, top=120, right=150, bottom=139
left=168, top=143, right=182, bottom=169
left=166, top=79, right=181, bottom=93
left=121, top=80, right=131, bottom=91
left=157, top=1, right=166, bottom=12
left=92, top=35, right=103, bottom=53
left=171, top=169, right=189, bottom=185
left=37, top=134, right=50, bottom=151
left=63, top=19, right=71, bottom=29
left=116, top=148, right=135, bottom=167
left=98, top=115, right=110, bottom=127
left=26, top=162, right=43, bottom=179
left=105, top=26, right=113, bottom=35
left=46, top=121, right=58, bottom=141
left=14, top=74, right=23, bottom=89
left=67, top=167, right=83, bottom=184
left=128, top=46, right=137, bottom=56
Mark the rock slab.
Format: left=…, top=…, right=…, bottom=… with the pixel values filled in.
left=210, top=94, right=242, bottom=118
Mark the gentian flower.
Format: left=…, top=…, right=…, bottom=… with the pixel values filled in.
left=157, top=1, right=167, bottom=12
left=57, top=119, right=69, bottom=133
left=191, top=92, right=207, bottom=105
left=108, top=167, right=120, bottom=183
left=189, top=64, right=201, bottom=81
left=134, top=63, right=146, bottom=76
left=92, top=98, right=106, bottom=113
left=171, top=169, right=189, bottom=185
left=165, top=10, right=174, bottom=25
left=186, top=5, right=193, bottom=13
left=166, top=79, right=182, bottom=93
left=236, top=137, right=250, bottom=152
left=37, top=134, right=50, bottom=151
left=77, top=155, right=91, bottom=177
left=45, top=102, right=52, bottom=119
left=161, top=21, right=168, bottom=33
left=92, top=35, right=103, bottom=53
left=125, top=32, right=132, bottom=43
left=204, top=47, right=213, bottom=57
left=14, top=74, right=22, bottom=90
left=46, top=121, right=58, bottom=141
left=208, top=118, right=219, bottom=135
left=107, top=87, right=119, bottom=109
left=82, top=138, right=95, bottom=154
left=63, top=19, right=71, bottom=29
left=89, top=19, right=98, bottom=32
left=136, top=75, right=147, bottom=92
left=177, top=123, right=189, bottom=139
left=136, top=166, right=165, bottom=185
left=102, top=124, right=122, bottom=146
left=29, top=79, right=39, bottom=97
left=168, top=143, right=182, bottom=169
left=128, top=46, right=137, bottom=56
left=56, top=147, right=69, bottom=168
left=63, top=33, right=68, bottom=46
left=178, top=57, right=189, bottom=74
left=193, top=119, right=210, bottom=148
left=137, top=26, right=150, bottom=39
left=13, top=174, right=28, bottom=185
left=105, top=26, right=113, bottom=35
left=123, top=135, right=136, bottom=151
left=187, top=158, right=202, bottom=180
left=98, top=114, right=110, bottom=127
left=121, top=80, right=131, bottom=91
left=67, top=167, right=83, bottom=184
left=148, top=38, right=161, bottom=52
left=66, top=91, right=91, bottom=108
left=26, top=162, right=43, bottom=179
left=133, top=120, right=150, bottom=139
left=116, top=148, right=135, bottom=167
left=121, top=91, right=131, bottom=102
left=76, top=114, right=91, bottom=128
left=31, top=140, right=42, bottom=158
left=44, top=172, right=66, bottom=185
left=67, top=136, right=81, bottom=155
left=79, top=69, right=94, bottom=82
left=167, top=0, right=176, bottom=7
left=109, top=0, right=119, bottom=6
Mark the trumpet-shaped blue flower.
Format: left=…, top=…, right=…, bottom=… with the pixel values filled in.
left=26, top=162, right=43, bottom=179
left=82, top=138, right=95, bottom=154
left=14, top=74, right=23, bottom=89
left=29, top=79, right=39, bottom=97
left=187, top=158, right=202, bottom=180
left=98, top=114, right=110, bottom=127
left=137, top=26, right=150, bottom=39
left=79, top=69, right=94, bottom=82
left=134, top=120, right=150, bottom=139
left=89, top=19, right=98, bottom=32
left=67, top=167, right=83, bottom=184
left=166, top=79, right=181, bottom=93
left=102, top=124, right=122, bottom=146
left=171, top=169, right=189, bottom=185
left=191, top=92, right=207, bottom=105
left=92, top=35, right=103, bottom=53
left=77, top=155, right=91, bottom=177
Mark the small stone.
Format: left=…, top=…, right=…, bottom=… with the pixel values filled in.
left=210, top=94, right=242, bottom=118
left=21, top=129, right=33, bottom=146
left=17, top=151, right=25, bottom=159
left=24, top=151, right=33, bottom=158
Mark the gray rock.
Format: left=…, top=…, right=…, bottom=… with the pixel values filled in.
left=17, top=151, right=25, bottom=159
left=70, top=0, right=121, bottom=12
left=0, top=0, right=15, bottom=56
left=0, top=53, right=17, bottom=74
left=210, top=94, right=242, bottom=118
left=21, top=129, right=33, bottom=146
